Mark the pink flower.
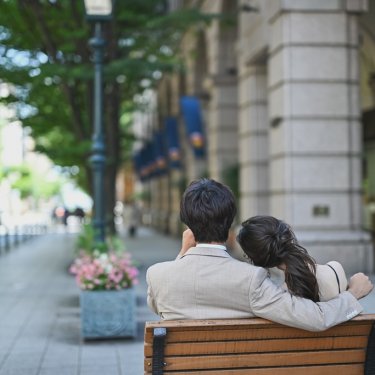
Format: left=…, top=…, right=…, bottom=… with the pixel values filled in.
left=71, top=250, right=138, bottom=291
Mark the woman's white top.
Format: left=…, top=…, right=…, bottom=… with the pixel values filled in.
left=268, top=261, right=348, bottom=302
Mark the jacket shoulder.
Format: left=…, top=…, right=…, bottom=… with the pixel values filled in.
left=146, top=260, right=175, bottom=277
left=147, top=260, right=174, bottom=270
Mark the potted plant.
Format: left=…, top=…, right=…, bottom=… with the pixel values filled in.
left=70, top=225, right=139, bottom=339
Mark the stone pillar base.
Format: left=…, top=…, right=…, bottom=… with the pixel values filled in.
left=297, top=230, right=374, bottom=275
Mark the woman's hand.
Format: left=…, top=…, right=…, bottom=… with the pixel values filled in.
left=347, top=272, right=373, bottom=299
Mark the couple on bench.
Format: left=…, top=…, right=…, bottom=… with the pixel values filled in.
left=147, top=178, right=373, bottom=331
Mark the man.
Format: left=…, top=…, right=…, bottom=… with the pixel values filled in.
left=146, top=179, right=373, bottom=331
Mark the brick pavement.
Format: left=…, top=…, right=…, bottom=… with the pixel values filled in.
left=0, top=227, right=374, bottom=375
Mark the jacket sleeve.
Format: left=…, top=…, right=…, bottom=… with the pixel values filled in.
left=146, top=268, right=159, bottom=315
left=249, top=267, right=363, bottom=332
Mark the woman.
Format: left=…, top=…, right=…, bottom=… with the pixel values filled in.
left=236, top=215, right=347, bottom=302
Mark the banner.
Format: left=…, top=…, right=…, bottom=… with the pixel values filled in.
left=132, top=151, right=142, bottom=180
left=153, top=131, right=167, bottom=175
left=180, top=96, right=205, bottom=158
left=165, top=117, right=181, bottom=168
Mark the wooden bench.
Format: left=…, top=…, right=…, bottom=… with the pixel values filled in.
left=144, top=314, right=375, bottom=374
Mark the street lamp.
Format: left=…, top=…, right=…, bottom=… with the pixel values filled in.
left=84, top=0, right=113, bottom=243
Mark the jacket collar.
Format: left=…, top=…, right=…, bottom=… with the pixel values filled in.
left=180, top=246, right=230, bottom=258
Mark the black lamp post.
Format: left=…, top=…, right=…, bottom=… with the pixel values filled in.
left=84, top=0, right=113, bottom=243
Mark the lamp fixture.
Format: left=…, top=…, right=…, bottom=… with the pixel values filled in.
left=84, top=0, right=113, bottom=21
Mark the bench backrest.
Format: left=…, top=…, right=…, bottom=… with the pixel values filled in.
left=144, top=314, right=375, bottom=374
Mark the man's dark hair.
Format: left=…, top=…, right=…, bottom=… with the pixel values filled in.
left=180, top=178, right=237, bottom=243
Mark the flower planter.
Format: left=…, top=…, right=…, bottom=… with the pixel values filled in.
left=80, top=288, right=137, bottom=339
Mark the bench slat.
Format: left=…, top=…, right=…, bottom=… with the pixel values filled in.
left=145, top=315, right=375, bottom=374
left=145, top=314, right=375, bottom=329
left=144, top=335, right=368, bottom=357
left=144, top=323, right=372, bottom=344
left=145, top=363, right=364, bottom=374
left=145, top=349, right=365, bottom=371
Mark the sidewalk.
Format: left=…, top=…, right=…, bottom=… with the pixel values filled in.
left=0, top=227, right=180, bottom=375
left=0, top=227, right=374, bottom=375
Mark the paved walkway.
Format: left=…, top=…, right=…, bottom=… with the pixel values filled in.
left=0, top=227, right=374, bottom=375
left=0, top=227, right=179, bottom=375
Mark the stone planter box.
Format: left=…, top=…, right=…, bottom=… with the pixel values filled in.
left=80, top=288, right=137, bottom=339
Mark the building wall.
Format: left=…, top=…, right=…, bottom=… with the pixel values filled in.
left=136, top=0, right=374, bottom=273
left=204, top=0, right=239, bottom=181
left=237, top=0, right=372, bottom=273
left=147, top=0, right=241, bottom=236
left=237, top=5, right=270, bottom=220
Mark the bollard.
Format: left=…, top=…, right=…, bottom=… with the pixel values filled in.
left=5, top=229, right=10, bottom=251
left=14, top=226, right=19, bottom=246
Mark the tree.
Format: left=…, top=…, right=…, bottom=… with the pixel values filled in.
left=0, top=0, right=214, bottom=233
left=2, top=164, right=63, bottom=201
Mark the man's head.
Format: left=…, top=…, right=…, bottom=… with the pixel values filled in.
left=180, top=178, right=236, bottom=243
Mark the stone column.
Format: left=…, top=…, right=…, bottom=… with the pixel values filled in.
left=238, top=64, right=269, bottom=221
left=206, top=75, right=238, bottom=181
left=180, top=31, right=207, bottom=182
left=204, top=0, right=239, bottom=183
left=268, top=0, right=372, bottom=273
left=168, top=74, right=185, bottom=236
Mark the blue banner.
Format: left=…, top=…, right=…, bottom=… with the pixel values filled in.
left=145, top=142, right=156, bottom=179
left=153, top=131, right=167, bottom=175
left=180, top=96, right=205, bottom=158
left=132, top=151, right=142, bottom=180
left=165, top=117, right=181, bottom=168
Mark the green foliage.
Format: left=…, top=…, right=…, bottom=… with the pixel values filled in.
left=76, top=224, right=101, bottom=255
left=0, top=1, right=221, bottom=227
left=119, top=101, right=137, bottom=163
left=0, top=1, right=212, bottom=164
left=2, top=164, right=62, bottom=199
left=76, top=224, right=127, bottom=256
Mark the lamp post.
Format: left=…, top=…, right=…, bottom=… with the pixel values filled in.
left=84, top=0, right=113, bottom=243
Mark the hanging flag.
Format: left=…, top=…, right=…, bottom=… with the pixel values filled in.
left=153, top=131, right=167, bottom=175
left=133, top=147, right=150, bottom=182
left=132, top=151, right=142, bottom=180
left=145, top=142, right=157, bottom=179
left=165, top=117, right=181, bottom=168
left=180, top=96, right=205, bottom=158
left=139, top=146, right=149, bottom=181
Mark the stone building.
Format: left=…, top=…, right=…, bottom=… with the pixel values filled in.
left=133, top=0, right=375, bottom=274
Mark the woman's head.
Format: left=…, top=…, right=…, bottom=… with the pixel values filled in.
left=237, top=216, right=292, bottom=268
left=237, top=215, right=320, bottom=302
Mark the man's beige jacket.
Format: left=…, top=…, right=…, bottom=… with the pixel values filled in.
left=146, top=246, right=363, bottom=332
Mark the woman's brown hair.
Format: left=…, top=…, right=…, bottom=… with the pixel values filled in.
left=237, top=215, right=320, bottom=302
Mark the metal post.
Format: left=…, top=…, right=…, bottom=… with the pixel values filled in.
left=4, top=228, right=9, bottom=251
left=14, top=225, right=19, bottom=246
left=89, top=22, right=106, bottom=243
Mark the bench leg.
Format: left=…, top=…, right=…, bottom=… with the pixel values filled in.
left=365, top=323, right=375, bottom=375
